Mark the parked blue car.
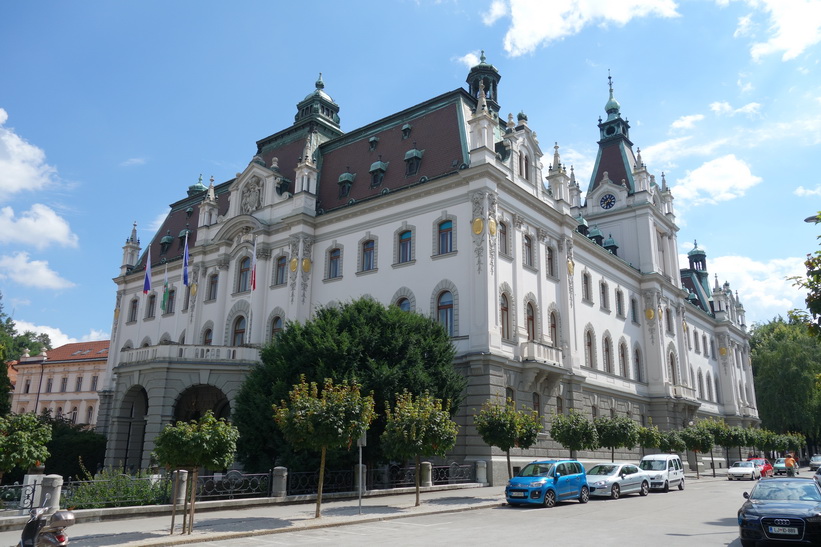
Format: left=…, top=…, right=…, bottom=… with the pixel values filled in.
left=505, top=460, right=589, bottom=507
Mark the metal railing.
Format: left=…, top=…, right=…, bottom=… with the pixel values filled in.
left=0, top=483, right=37, bottom=512
left=287, top=469, right=354, bottom=496
left=196, top=470, right=271, bottom=500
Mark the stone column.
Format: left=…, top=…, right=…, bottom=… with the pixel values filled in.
left=420, top=462, right=432, bottom=488
left=272, top=467, right=288, bottom=497
left=475, top=460, right=488, bottom=485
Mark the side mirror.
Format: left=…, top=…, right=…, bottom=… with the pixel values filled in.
left=555, top=472, right=562, bottom=479
left=743, top=492, right=750, bottom=499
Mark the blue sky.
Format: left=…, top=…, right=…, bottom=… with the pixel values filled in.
left=1, top=0, right=820, bottom=346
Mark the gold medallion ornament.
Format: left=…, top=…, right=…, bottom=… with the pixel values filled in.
left=289, top=258, right=298, bottom=272
left=645, top=308, right=655, bottom=321
left=719, top=347, right=727, bottom=356
left=488, top=218, right=497, bottom=236
left=567, top=259, right=575, bottom=275
left=301, top=258, right=311, bottom=273
left=191, top=283, right=198, bottom=296
left=472, top=218, right=484, bottom=235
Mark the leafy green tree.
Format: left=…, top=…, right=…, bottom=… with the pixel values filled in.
left=152, top=411, right=239, bottom=534
left=275, top=376, right=375, bottom=518
left=0, top=360, right=11, bottom=417
left=750, top=317, right=821, bottom=452
left=40, top=412, right=106, bottom=480
left=593, top=415, right=639, bottom=462
left=790, top=215, right=821, bottom=336
left=727, top=426, right=750, bottom=462
left=680, top=424, right=714, bottom=479
left=699, top=418, right=729, bottom=477
left=637, top=425, right=662, bottom=456
left=0, top=292, right=52, bottom=362
left=234, top=297, right=465, bottom=472
left=381, top=390, right=459, bottom=506
left=0, top=412, right=52, bottom=484
left=474, top=399, right=542, bottom=479
left=549, top=409, right=598, bottom=458
left=658, top=429, right=686, bottom=454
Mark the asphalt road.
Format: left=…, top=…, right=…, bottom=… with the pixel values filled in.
left=205, top=476, right=757, bottom=546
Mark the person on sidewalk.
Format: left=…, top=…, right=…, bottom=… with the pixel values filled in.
left=785, top=453, right=797, bottom=477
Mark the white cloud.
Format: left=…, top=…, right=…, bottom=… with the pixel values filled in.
left=734, top=102, right=761, bottom=115
left=120, top=157, right=146, bottom=167
left=732, top=0, right=821, bottom=61
left=709, top=255, right=807, bottom=325
left=734, top=14, right=755, bottom=37
left=794, top=185, right=821, bottom=197
left=737, top=79, right=754, bottom=93
left=710, top=101, right=733, bottom=115
left=455, top=51, right=481, bottom=69
left=482, top=0, right=679, bottom=56
left=0, top=108, right=58, bottom=199
left=0, top=204, right=79, bottom=249
left=671, top=154, right=762, bottom=207
left=642, top=136, right=728, bottom=168
left=709, top=100, right=761, bottom=116
left=12, top=320, right=109, bottom=347
left=0, top=252, right=76, bottom=290
left=671, top=114, right=704, bottom=130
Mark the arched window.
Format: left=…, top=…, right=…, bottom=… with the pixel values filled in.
left=438, top=220, right=453, bottom=254
left=697, top=370, right=705, bottom=399
left=585, top=330, right=595, bottom=368
left=437, top=291, right=454, bottom=336
left=635, top=348, right=643, bottom=382
left=275, top=256, right=288, bottom=285
left=70, top=407, right=78, bottom=424
left=546, top=246, right=555, bottom=277
left=396, top=297, right=411, bottom=312
left=600, top=282, right=609, bottom=310
left=207, top=273, right=219, bottom=300
left=146, top=294, right=157, bottom=318
left=399, top=230, right=412, bottom=263
left=203, top=328, right=213, bottom=346
left=361, top=239, right=375, bottom=271
left=591, top=405, right=598, bottom=419
left=232, top=316, right=246, bottom=346
left=524, top=155, right=530, bottom=180
left=532, top=393, right=541, bottom=417
left=668, top=354, right=677, bottom=384
left=271, top=316, right=283, bottom=340
left=505, top=387, right=515, bottom=403
left=714, top=376, right=721, bottom=402
left=238, top=256, right=251, bottom=292
left=549, top=311, right=558, bottom=345
left=526, top=303, right=536, bottom=341
left=666, top=308, right=673, bottom=334
left=523, top=235, right=533, bottom=267
left=603, top=337, right=613, bottom=373
left=616, top=290, right=624, bottom=316
left=556, top=396, right=563, bottom=415
left=500, top=294, right=510, bottom=339
left=498, top=222, right=508, bottom=255
left=582, top=273, right=591, bottom=301
left=86, top=406, right=94, bottom=424
left=619, top=342, right=628, bottom=377
left=328, top=248, right=342, bottom=279
left=706, top=372, right=714, bottom=401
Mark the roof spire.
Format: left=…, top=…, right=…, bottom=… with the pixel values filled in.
left=315, top=72, right=324, bottom=90
left=552, top=142, right=561, bottom=171
left=480, top=49, right=486, bottom=63
left=605, top=69, right=621, bottom=120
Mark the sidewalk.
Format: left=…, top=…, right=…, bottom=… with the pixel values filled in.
left=0, top=484, right=506, bottom=547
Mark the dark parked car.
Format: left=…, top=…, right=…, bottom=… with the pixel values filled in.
left=737, top=477, right=821, bottom=546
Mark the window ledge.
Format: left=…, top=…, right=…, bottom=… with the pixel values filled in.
left=392, top=259, right=416, bottom=269
left=523, top=263, right=538, bottom=274
left=432, top=251, right=458, bottom=260
left=323, top=276, right=344, bottom=283
left=356, top=268, right=379, bottom=276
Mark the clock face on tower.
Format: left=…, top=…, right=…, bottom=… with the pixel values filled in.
left=600, top=193, right=616, bottom=210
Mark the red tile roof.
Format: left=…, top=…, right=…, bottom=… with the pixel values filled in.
left=45, top=340, right=110, bottom=362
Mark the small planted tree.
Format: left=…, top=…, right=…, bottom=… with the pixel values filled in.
left=474, top=399, right=542, bottom=479
left=549, top=409, right=598, bottom=459
left=593, top=415, right=639, bottom=462
left=275, top=376, right=375, bottom=518
left=658, top=430, right=686, bottom=454
left=699, top=419, right=728, bottom=477
left=680, top=424, right=714, bottom=479
left=727, top=426, right=750, bottom=463
left=381, top=390, right=459, bottom=506
left=637, top=425, right=663, bottom=457
left=152, top=411, right=239, bottom=534
left=0, top=412, right=51, bottom=484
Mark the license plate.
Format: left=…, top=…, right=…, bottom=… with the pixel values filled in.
left=509, top=491, right=526, bottom=498
left=768, top=526, right=798, bottom=535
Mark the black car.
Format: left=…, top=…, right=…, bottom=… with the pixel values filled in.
left=737, top=478, right=821, bottom=546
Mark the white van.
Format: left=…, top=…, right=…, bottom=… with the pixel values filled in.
left=639, top=454, right=685, bottom=492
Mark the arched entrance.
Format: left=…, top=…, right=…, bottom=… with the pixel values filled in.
left=118, top=385, right=148, bottom=473
left=174, top=384, right=230, bottom=422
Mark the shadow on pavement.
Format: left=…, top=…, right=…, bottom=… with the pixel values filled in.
left=424, top=496, right=499, bottom=506
left=320, top=505, right=403, bottom=517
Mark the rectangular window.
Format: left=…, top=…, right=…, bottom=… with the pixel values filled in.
left=275, top=257, right=288, bottom=285
left=616, top=291, right=624, bottom=316
left=207, top=274, right=219, bottom=300
left=91, top=375, right=99, bottom=391
left=399, top=231, right=412, bottom=263
left=60, top=377, right=68, bottom=393
left=166, top=289, right=176, bottom=314
left=146, top=294, right=156, bottom=318
left=547, top=247, right=555, bottom=276
left=128, top=300, right=138, bottom=322
left=76, top=377, right=83, bottom=392
left=438, top=221, right=453, bottom=254
left=24, top=379, right=31, bottom=394
left=329, top=249, right=341, bottom=278
left=46, top=378, right=53, bottom=393
left=362, top=240, right=375, bottom=271
left=523, top=236, right=533, bottom=267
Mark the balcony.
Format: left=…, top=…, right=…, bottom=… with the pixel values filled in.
left=520, top=340, right=562, bottom=365
left=118, top=344, right=261, bottom=365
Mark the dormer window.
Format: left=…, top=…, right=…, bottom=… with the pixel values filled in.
left=401, top=123, right=412, bottom=139
left=369, top=136, right=379, bottom=151
left=404, top=147, right=424, bottom=176
left=338, top=171, right=356, bottom=198
left=159, top=231, right=173, bottom=255
left=369, top=158, right=388, bottom=187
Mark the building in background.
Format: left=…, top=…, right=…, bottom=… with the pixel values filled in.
left=97, top=58, right=757, bottom=484
left=12, top=341, right=109, bottom=426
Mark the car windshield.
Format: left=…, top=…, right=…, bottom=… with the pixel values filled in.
left=639, top=460, right=666, bottom=471
left=733, top=461, right=753, bottom=468
left=588, top=464, right=619, bottom=476
left=518, top=463, right=554, bottom=477
left=750, top=481, right=821, bottom=502
left=774, top=459, right=785, bottom=465
left=811, top=456, right=821, bottom=462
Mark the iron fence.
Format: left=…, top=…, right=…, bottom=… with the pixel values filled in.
left=0, top=482, right=37, bottom=512
left=196, top=470, right=271, bottom=500
left=369, top=461, right=475, bottom=489
left=287, top=469, right=354, bottom=496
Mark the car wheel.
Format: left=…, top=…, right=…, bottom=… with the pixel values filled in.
left=543, top=489, right=556, bottom=508
left=663, top=480, right=669, bottom=493
left=611, top=483, right=620, bottom=500
left=579, top=486, right=589, bottom=504
left=678, top=478, right=684, bottom=490
left=728, top=476, right=733, bottom=481
left=640, top=481, right=649, bottom=496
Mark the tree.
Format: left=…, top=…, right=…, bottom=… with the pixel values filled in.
left=152, top=411, right=239, bottom=534
left=637, top=425, right=662, bottom=456
left=750, top=317, right=821, bottom=453
left=0, top=412, right=52, bottom=484
left=275, top=376, right=375, bottom=518
left=658, top=430, right=686, bottom=454
left=474, top=399, right=542, bottom=479
left=234, top=297, right=465, bottom=472
left=549, top=410, right=598, bottom=458
left=593, top=415, right=639, bottom=462
left=726, top=426, right=750, bottom=462
left=0, top=292, right=52, bottom=362
left=381, top=390, right=459, bottom=506
left=0, top=360, right=11, bottom=417
left=680, top=424, right=714, bottom=479
left=790, top=216, right=821, bottom=336
left=40, top=412, right=106, bottom=480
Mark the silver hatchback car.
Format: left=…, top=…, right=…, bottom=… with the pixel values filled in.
left=587, top=463, right=651, bottom=499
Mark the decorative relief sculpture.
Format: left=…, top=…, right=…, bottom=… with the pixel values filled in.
left=241, top=177, right=263, bottom=213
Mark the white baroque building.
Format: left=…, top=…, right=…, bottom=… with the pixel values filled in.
left=98, top=57, right=758, bottom=483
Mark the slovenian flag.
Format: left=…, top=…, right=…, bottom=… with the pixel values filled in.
left=183, top=231, right=189, bottom=286
left=250, top=236, right=257, bottom=291
left=143, top=246, right=152, bottom=294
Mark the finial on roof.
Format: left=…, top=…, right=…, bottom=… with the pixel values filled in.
left=604, top=70, right=621, bottom=119
left=570, top=165, right=576, bottom=184
left=129, top=221, right=138, bottom=243
left=636, top=147, right=642, bottom=167
left=480, top=50, right=486, bottom=63
left=315, top=72, right=324, bottom=90
left=553, top=142, right=561, bottom=170
left=661, top=172, right=668, bottom=190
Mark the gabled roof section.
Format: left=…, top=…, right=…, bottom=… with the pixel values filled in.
left=42, top=341, right=110, bottom=363
left=315, top=89, right=470, bottom=213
